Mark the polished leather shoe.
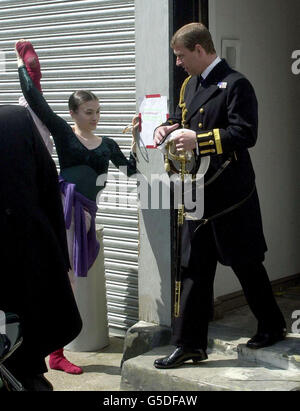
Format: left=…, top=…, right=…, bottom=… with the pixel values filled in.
left=246, top=328, right=287, bottom=349
left=154, top=346, right=208, bottom=369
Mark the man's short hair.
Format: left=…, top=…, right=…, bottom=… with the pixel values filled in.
left=171, top=22, right=216, bottom=54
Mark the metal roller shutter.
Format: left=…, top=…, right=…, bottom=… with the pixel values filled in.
left=0, top=0, right=138, bottom=337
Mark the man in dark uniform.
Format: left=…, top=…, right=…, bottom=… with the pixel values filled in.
left=153, top=23, right=286, bottom=369
left=0, top=104, right=82, bottom=389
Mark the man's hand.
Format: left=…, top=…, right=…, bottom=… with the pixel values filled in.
left=172, top=129, right=197, bottom=151
left=153, top=123, right=179, bottom=147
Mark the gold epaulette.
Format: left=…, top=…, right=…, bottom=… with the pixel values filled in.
left=178, top=75, right=191, bottom=127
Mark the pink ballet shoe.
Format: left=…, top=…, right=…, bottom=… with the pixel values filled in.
left=16, top=40, right=42, bottom=92
left=49, top=348, right=83, bottom=375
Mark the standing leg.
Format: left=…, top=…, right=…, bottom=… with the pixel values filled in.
left=154, top=223, right=217, bottom=369
left=48, top=199, right=83, bottom=375
left=232, top=261, right=286, bottom=347
left=171, top=222, right=218, bottom=350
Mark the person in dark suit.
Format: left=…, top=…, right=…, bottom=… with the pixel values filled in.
left=153, top=23, right=286, bottom=369
left=0, top=104, right=82, bottom=389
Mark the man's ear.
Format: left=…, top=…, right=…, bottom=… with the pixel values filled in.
left=194, top=43, right=204, bottom=55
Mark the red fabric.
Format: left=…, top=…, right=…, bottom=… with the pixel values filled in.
left=16, top=41, right=42, bottom=92
left=49, top=348, right=83, bottom=375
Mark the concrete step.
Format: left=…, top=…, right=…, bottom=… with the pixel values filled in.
left=208, top=324, right=300, bottom=371
left=121, top=285, right=300, bottom=391
left=207, top=323, right=249, bottom=353
left=238, top=334, right=300, bottom=371
left=120, top=345, right=300, bottom=391
left=121, top=325, right=300, bottom=391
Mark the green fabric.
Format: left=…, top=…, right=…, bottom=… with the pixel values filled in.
left=19, top=66, right=136, bottom=201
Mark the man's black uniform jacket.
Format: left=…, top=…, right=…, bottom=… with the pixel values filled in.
left=164, top=59, right=267, bottom=265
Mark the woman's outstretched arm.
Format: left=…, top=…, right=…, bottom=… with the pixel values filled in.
left=16, top=41, right=73, bottom=146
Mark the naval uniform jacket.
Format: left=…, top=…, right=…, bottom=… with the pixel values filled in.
left=164, top=59, right=267, bottom=266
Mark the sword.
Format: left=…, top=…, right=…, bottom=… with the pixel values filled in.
left=174, top=152, right=186, bottom=317
left=160, top=129, right=209, bottom=318
left=165, top=141, right=188, bottom=318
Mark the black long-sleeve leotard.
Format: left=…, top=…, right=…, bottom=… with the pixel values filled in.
left=18, top=66, right=136, bottom=201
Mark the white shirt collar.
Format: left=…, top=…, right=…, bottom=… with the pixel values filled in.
left=201, top=56, right=222, bottom=79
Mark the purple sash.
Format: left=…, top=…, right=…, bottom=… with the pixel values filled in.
left=59, top=176, right=100, bottom=277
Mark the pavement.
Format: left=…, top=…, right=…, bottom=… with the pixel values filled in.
left=44, top=283, right=300, bottom=391
left=45, top=336, right=124, bottom=391
left=1, top=283, right=299, bottom=391
left=121, top=284, right=300, bottom=391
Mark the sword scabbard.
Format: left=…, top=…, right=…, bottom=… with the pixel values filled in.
left=174, top=280, right=181, bottom=318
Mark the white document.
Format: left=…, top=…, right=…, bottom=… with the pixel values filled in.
left=139, top=95, right=168, bottom=147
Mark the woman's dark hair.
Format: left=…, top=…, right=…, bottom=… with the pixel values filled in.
left=68, top=90, right=99, bottom=112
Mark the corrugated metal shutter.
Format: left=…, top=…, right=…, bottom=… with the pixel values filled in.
left=0, top=0, right=138, bottom=337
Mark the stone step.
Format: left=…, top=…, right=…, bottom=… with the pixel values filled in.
left=120, top=345, right=300, bottom=391
left=238, top=333, right=300, bottom=371
left=208, top=324, right=300, bottom=371
left=207, top=324, right=249, bottom=353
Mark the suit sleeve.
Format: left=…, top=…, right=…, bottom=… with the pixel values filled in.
left=163, top=105, right=183, bottom=127
left=196, top=78, right=258, bottom=157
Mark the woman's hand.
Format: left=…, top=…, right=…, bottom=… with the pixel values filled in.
left=123, top=115, right=140, bottom=154
left=131, top=115, right=140, bottom=153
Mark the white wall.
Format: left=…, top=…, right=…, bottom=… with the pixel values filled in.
left=209, top=0, right=300, bottom=297
left=135, top=0, right=173, bottom=326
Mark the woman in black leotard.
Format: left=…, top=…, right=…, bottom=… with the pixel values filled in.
left=15, top=40, right=138, bottom=376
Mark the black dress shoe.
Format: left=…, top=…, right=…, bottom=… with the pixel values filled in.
left=246, top=329, right=287, bottom=349
left=154, top=346, right=208, bottom=369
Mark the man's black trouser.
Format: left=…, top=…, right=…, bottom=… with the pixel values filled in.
left=171, top=222, right=286, bottom=350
